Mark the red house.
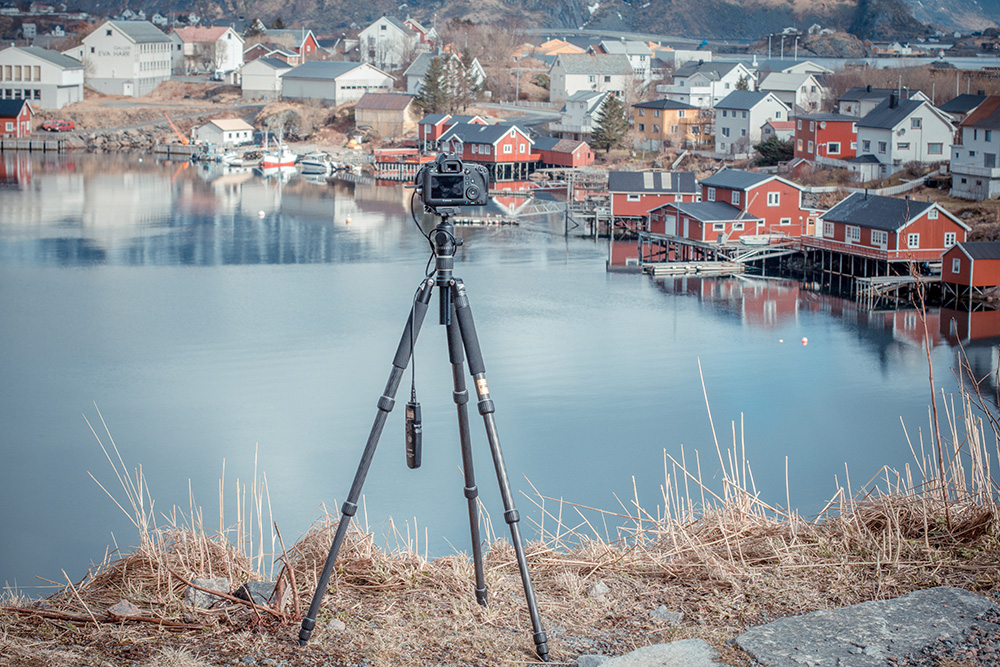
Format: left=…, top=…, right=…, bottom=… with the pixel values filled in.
left=0, top=100, right=33, bottom=138
left=793, top=112, right=858, bottom=161
left=532, top=136, right=594, bottom=168
left=698, top=169, right=816, bottom=237
left=608, top=171, right=699, bottom=224
left=437, top=122, right=538, bottom=181
left=942, top=241, right=1000, bottom=299
left=265, top=29, right=320, bottom=59
left=809, top=193, right=969, bottom=262
left=418, top=114, right=487, bottom=153
left=648, top=200, right=762, bottom=243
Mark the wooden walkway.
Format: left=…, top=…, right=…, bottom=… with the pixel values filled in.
left=0, top=137, right=66, bottom=152
left=854, top=274, right=941, bottom=309
left=644, top=261, right=745, bottom=277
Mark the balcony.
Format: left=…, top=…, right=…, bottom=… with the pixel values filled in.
left=950, top=163, right=1000, bottom=179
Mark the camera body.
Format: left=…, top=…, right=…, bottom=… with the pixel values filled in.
left=417, top=153, right=490, bottom=208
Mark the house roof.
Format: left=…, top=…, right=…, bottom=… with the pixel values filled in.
left=793, top=111, right=856, bottom=122
left=633, top=98, right=697, bottom=110
left=404, top=52, right=435, bottom=77
left=759, top=72, right=815, bottom=92
left=608, top=170, right=698, bottom=194
left=939, top=93, right=987, bottom=115
left=562, top=90, right=609, bottom=114
left=764, top=120, right=795, bottom=129
left=538, top=39, right=585, bottom=55
left=715, top=90, right=784, bottom=111
left=700, top=168, right=774, bottom=190
left=283, top=61, right=367, bottom=80
left=955, top=241, right=1000, bottom=260
left=6, top=45, right=82, bottom=69
left=439, top=122, right=530, bottom=145
left=533, top=136, right=588, bottom=153
left=171, top=26, right=232, bottom=43
left=672, top=60, right=741, bottom=80
left=552, top=53, right=632, bottom=75
left=856, top=98, right=924, bottom=129
left=960, top=95, right=1000, bottom=130
left=820, top=192, right=936, bottom=231
left=252, top=57, right=294, bottom=70
left=754, top=58, right=831, bottom=74
left=837, top=86, right=913, bottom=102
left=598, top=40, right=652, bottom=57
left=670, top=201, right=761, bottom=222
left=206, top=118, right=254, bottom=132
left=419, top=113, right=450, bottom=125
left=105, top=20, right=171, bottom=44
left=355, top=92, right=415, bottom=110
left=0, top=99, right=31, bottom=117
left=264, top=28, right=314, bottom=45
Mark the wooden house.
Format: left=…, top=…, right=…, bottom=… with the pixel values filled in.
left=532, top=136, right=594, bottom=168
left=809, top=193, right=969, bottom=263
left=942, top=241, right=1000, bottom=300
left=0, top=99, right=33, bottom=137
left=698, top=169, right=815, bottom=236
left=608, top=170, right=699, bottom=225
left=648, top=200, right=762, bottom=242
left=354, top=92, right=419, bottom=140
left=793, top=112, right=857, bottom=162
left=437, top=122, right=538, bottom=181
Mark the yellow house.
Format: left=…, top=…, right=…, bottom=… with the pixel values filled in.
left=632, top=98, right=713, bottom=150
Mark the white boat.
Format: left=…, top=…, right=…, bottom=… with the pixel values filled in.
left=299, top=151, right=334, bottom=175
left=740, top=235, right=772, bottom=246
left=260, top=132, right=296, bottom=169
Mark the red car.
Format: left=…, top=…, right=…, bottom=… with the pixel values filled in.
left=42, top=120, right=75, bottom=132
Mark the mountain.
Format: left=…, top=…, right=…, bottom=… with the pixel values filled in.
left=70, top=0, right=996, bottom=39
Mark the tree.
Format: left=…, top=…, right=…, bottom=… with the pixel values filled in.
left=753, top=135, right=794, bottom=166
left=735, top=74, right=751, bottom=91
left=590, top=95, right=629, bottom=154
left=416, top=56, right=451, bottom=114
left=453, top=52, right=485, bottom=111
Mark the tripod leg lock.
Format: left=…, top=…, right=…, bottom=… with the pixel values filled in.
left=463, top=484, right=478, bottom=500
left=377, top=395, right=395, bottom=412
left=475, top=586, right=488, bottom=606
left=504, top=509, right=520, bottom=524
left=342, top=501, right=358, bottom=517
left=452, top=389, right=469, bottom=405
left=477, top=399, right=495, bottom=415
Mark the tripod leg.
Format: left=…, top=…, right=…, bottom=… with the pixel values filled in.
left=299, top=279, right=434, bottom=646
left=445, top=307, right=488, bottom=607
left=450, top=279, right=550, bottom=663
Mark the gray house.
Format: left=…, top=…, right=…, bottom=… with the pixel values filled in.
left=548, top=53, right=633, bottom=103
left=280, top=61, right=393, bottom=105
left=0, top=45, right=84, bottom=109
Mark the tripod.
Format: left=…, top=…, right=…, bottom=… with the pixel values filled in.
left=298, top=209, right=549, bottom=662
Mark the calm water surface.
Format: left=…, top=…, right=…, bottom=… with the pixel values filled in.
left=1, top=153, right=997, bottom=594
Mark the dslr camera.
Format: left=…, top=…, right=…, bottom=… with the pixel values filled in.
left=416, top=153, right=490, bottom=208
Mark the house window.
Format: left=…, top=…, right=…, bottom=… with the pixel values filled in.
left=519, top=144, right=526, bottom=153
left=986, top=153, right=997, bottom=168
left=928, top=143, right=943, bottom=155
left=846, top=225, right=860, bottom=242
left=928, top=208, right=938, bottom=219
left=670, top=125, right=678, bottom=133
left=945, top=232, right=956, bottom=247
left=766, top=192, right=779, bottom=206
left=638, top=108, right=645, bottom=116
left=810, top=121, right=815, bottom=131
left=721, top=110, right=728, bottom=118
left=897, top=142, right=909, bottom=150
left=823, top=221, right=834, bottom=237
left=482, top=146, right=490, bottom=155
left=707, top=187, right=716, bottom=201
left=827, top=142, right=840, bottom=154
left=776, top=111, right=782, bottom=119
left=742, top=111, right=747, bottom=119
left=987, top=130, right=993, bottom=142
left=471, top=144, right=478, bottom=154
left=911, top=117, right=921, bottom=129
left=106, top=29, right=112, bottom=35
left=851, top=122, right=857, bottom=133
left=733, top=222, right=744, bottom=230
left=878, top=141, right=887, bottom=154
left=713, top=223, right=726, bottom=231
left=722, top=128, right=730, bottom=137
left=851, top=142, right=857, bottom=150
left=503, top=144, right=512, bottom=154
left=675, top=194, right=682, bottom=202
left=731, top=191, right=740, bottom=205
left=863, top=140, right=871, bottom=152
left=872, top=230, right=887, bottom=246
left=678, top=110, right=685, bottom=118
left=652, top=125, right=659, bottom=133
left=638, top=123, right=645, bottom=132
left=654, top=109, right=660, bottom=117
left=4, top=121, right=12, bottom=131
left=807, top=141, right=813, bottom=152
left=907, top=233, right=920, bottom=249
left=952, top=257, right=961, bottom=273
left=797, top=139, right=803, bottom=150
left=604, top=75, right=611, bottom=83
left=626, top=194, right=641, bottom=202
left=797, top=119, right=802, bottom=130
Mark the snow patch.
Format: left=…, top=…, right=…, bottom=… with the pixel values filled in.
left=588, top=2, right=600, bottom=15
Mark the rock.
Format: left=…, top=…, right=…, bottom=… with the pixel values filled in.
left=325, top=618, right=346, bottom=632
left=591, top=639, right=727, bottom=666
left=184, top=577, right=230, bottom=609
left=233, top=581, right=276, bottom=606
left=588, top=580, right=610, bottom=598
left=650, top=606, right=683, bottom=624
left=576, top=655, right=609, bottom=667
left=108, top=599, right=141, bottom=618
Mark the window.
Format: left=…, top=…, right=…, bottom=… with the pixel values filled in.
left=733, top=222, right=744, bottom=230
left=797, top=139, right=803, bottom=150
left=780, top=217, right=791, bottom=226
left=741, top=111, right=747, bottom=119
left=722, top=110, right=728, bottom=118
left=852, top=122, right=857, bottom=133
left=678, top=110, right=686, bottom=118
left=863, top=140, right=871, bottom=152
left=878, top=141, right=887, bottom=154
left=638, top=108, right=645, bottom=117
left=827, top=142, right=840, bottom=154
left=670, top=125, right=678, bottom=133
left=797, top=119, right=802, bottom=130
left=626, top=194, right=641, bottom=202
left=846, top=225, right=860, bottom=243
left=945, top=232, right=956, bottom=247
left=675, top=194, right=683, bottom=202
left=713, top=222, right=726, bottom=231
left=604, top=75, right=611, bottom=83
left=986, top=130, right=993, bottom=142
left=638, top=123, right=645, bottom=132
left=928, top=208, right=938, bottom=219
left=986, top=153, right=997, bottom=168
left=731, top=191, right=740, bottom=205
left=380, top=24, right=386, bottom=30
left=952, top=258, right=961, bottom=273
left=872, top=230, right=888, bottom=246
left=652, top=125, right=659, bottom=133
left=911, top=117, right=921, bottom=129
left=823, top=221, right=834, bottom=237
left=482, top=146, right=490, bottom=155
left=741, top=129, right=747, bottom=136
left=907, top=233, right=920, bottom=249
left=4, top=121, right=11, bottom=131
left=653, top=109, right=660, bottom=117
left=807, top=141, right=813, bottom=153
left=722, top=127, right=730, bottom=137
left=707, top=187, right=715, bottom=201
left=851, top=142, right=857, bottom=150
left=766, top=192, right=780, bottom=206
left=810, top=121, right=815, bottom=131
left=503, top=144, right=512, bottom=154
left=106, top=29, right=112, bottom=35
left=897, top=142, right=909, bottom=150
left=519, top=144, right=526, bottom=153
left=928, top=143, right=943, bottom=155
left=471, top=144, right=478, bottom=154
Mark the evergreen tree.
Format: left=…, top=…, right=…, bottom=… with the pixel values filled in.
left=416, top=56, right=451, bottom=114
left=590, top=95, right=629, bottom=154
left=455, top=52, right=485, bottom=111
left=753, top=135, right=794, bottom=166
left=735, top=74, right=750, bottom=91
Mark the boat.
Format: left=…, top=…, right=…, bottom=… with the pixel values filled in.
left=740, top=235, right=771, bottom=246
left=260, top=132, right=296, bottom=169
left=299, top=151, right=336, bottom=175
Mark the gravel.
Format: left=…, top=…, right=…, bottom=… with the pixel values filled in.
left=899, top=607, right=1000, bottom=666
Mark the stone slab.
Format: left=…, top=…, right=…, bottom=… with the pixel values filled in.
left=735, top=586, right=995, bottom=666
left=578, top=638, right=729, bottom=666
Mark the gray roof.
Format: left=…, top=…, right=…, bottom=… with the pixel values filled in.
left=759, top=72, right=815, bottom=92
left=754, top=59, right=830, bottom=74
left=0, top=99, right=30, bottom=117
left=439, top=122, right=529, bottom=145
left=672, top=201, right=761, bottom=222
left=820, top=192, right=934, bottom=231
left=283, top=61, right=366, bottom=80
left=715, top=90, right=783, bottom=111
left=9, top=45, right=82, bottom=69
left=700, top=169, right=773, bottom=190
left=837, top=86, right=908, bottom=102
left=108, top=20, right=171, bottom=44
left=608, top=171, right=697, bottom=194
left=857, top=98, right=924, bottom=130
left=672, top=60, right=741, bottom=81
left=264, top=28, right=314, bottom=44
left=849, top=154, right=883, bottom=164
left=956, top=241, right=1000, bottom=260
left=633, top=98, right=696, bottom=110
left=939, top=93, right=987, bottom=115
left=553, top=53, right=632, bottom=75
left=254, top=57, right=294, bottom=70
left=792, top=111, right=856, bottom=122
left=419, top=113, right=450, bottom=125
left=404, top=52, right=435, bottom=78
left=598, top=40, right=652, bottom=57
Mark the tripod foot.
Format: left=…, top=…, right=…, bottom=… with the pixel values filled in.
left=475, top=586, right=487, bottom=607
left=534, top=632, right=550, bottom=662
left=298, top=617, right=316, bottom=646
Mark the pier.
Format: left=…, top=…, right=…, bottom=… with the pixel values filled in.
left=0, top=137, right=66, bottom=152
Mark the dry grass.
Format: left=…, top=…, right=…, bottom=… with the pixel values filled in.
left=2, top=363, right=999, bottom=666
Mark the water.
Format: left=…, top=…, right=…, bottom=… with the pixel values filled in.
left=1, top=153, right=997, bottom=595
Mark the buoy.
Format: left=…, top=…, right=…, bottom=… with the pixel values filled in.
left=258, top=210, right=265, bottom=218
left=801, top=337, right=808, bottom=346
left=779, top=339, right=784, bottom=343
left=345, top=216, right=352, bottom=225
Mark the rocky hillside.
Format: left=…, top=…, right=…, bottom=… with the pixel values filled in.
left=68, top=0, right=995, bottom=39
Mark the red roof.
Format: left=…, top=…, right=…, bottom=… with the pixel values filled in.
left=766, top=120, right=796, bottom=129
left=171, top=26, right=231, bottom=43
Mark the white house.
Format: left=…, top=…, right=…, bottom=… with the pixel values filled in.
left=168, top=26, right=244, bottom=75
left=548, top=53, right=634, bottom=103
left=0, top=45, right=84, bottom=109
left=241, top=56, right=293, bottom=100
left=403, top=52, right=485, bottom=96
left=836, top=85, right=930, bottom=118
left=651, top=46, right=710, bottom=70
left=358, top=16, right=425, bottom=72
left=593, top=40, right=653, bottom=83
left=280, top=61, right=393, bottom=105
left=195, top=118, right=255, bottom=145
left=548, top=90, right=609, bottom=141
left=714, top=90, right=788, bottom=155
left=658, top=60, right=756, bottom=108
left=758, top=72, right=824, bottom=112
left=852, top=94, right=954, bottom=180
left=66, top=20, right=171, bottom=97
left=949, top=95, right=1000, bottom=200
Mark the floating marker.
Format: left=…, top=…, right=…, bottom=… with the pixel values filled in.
left=258, top=210, right=265, bottom=218
left=801, top=337, right=808, bottom=346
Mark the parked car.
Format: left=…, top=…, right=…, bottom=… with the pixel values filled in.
left=41, top=120, right=75, bottom=132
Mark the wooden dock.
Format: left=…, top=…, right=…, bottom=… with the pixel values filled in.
left=0, top=137, right=66, bottom=152
left=644, top=261, right=745, bottom=277
left=153, top=143, right=201, bottom=159
left=854, top=274, right=941, bottom=309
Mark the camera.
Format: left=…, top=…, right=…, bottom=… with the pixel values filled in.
left=417, top=153, right=490, bottom=208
